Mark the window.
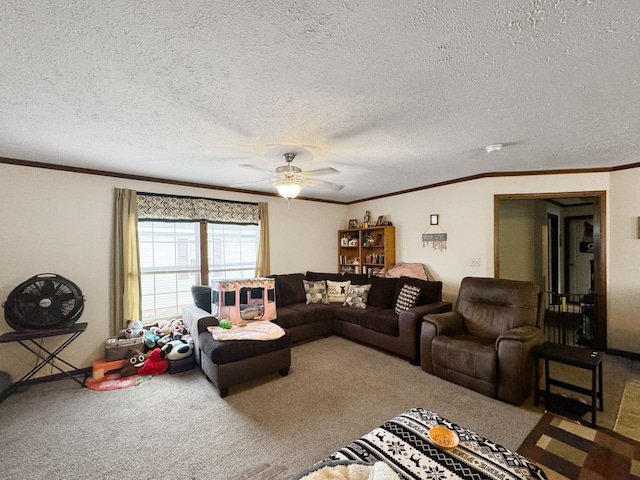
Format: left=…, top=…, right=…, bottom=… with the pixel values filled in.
left=139, top=221, right=259, bottom=322
left=207, top=223, right=260, bottom=282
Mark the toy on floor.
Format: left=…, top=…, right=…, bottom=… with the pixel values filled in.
left=138, top=347, right=169, bottom=375
left=120, top=348, right=147, bottom=377
left=161, top=337, right=193, bottom=361
left=170, top=318, right=186, bottom=336
left=144, top=332, right=160, bottom=350
left=119, top=319, right=145, bottom=339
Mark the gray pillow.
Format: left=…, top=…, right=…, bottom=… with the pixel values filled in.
left=344, top=284, right=372, bottom=309
left=303, top=280, right=328, bottom=304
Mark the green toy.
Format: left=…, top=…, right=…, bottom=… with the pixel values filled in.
left=219, top=319, right=232, bottom=329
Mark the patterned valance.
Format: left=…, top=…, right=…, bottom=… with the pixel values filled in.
left=137, top=193, right=259, bottom=225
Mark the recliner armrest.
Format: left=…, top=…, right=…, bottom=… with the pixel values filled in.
left=496, top=325, right=542, bottom=344
left=423, top=311, right=464, bottom=336
left=496, top=325, right=544, bottom=405
left=420, top=311, right=465, bottom=374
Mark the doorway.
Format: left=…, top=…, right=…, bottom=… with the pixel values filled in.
left=495, top=192, right=607, bottom=350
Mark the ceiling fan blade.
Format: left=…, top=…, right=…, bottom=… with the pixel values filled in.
left=230, top=179, right=274, bottom=188
left=300, top=167, right=339, bottom=177
left=239, top=163, right=275, bottom=173
left=305, top=178, right=344, bottom=191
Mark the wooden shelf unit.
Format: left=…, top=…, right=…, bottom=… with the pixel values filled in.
left=338, top=226, right=395, bottom=276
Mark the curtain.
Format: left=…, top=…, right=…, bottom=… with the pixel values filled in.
left=255, top=202, right=271, bottom=277
left=110, top=188, right=141, bottom=335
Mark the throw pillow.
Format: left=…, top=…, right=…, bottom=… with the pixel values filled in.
left=394, top=284, right=421, bottom=314
left=191, top=285, right=212, bottom=313
left=343, top=284, right=372, bottom=309
left=303, top=280, right=328, bottom=304
left=326, top=280, right=351, bottom=303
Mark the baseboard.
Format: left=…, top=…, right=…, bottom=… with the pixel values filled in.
left=606, top=348, right=640, bottom=360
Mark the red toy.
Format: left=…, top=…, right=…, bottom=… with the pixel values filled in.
left=138, top=348, right=168, bottom=375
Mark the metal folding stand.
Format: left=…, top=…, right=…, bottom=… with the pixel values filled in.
left=0, top=322, right=88, bottom=403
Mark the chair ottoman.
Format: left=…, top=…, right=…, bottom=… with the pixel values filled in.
left=198, top=329, right=291, bottom=397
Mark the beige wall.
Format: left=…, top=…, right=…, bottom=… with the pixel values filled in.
left=0, top=163, right=345, bottom=380
left=608, top=167, right=640, bottom=354
left=347, top=169, right=640, bottom=355
left=1, top=163, right=639, bottom=382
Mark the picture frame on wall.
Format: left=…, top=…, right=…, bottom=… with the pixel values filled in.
left=348, top=219, right=358, bottom=229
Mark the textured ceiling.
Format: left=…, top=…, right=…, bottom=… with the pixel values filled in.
left=1, top=1, right=639, bottom=202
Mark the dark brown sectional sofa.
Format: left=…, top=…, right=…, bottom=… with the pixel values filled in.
left=187, top=271, right=452, bottom=366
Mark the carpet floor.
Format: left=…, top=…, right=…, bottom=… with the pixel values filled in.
left=517, top=413, right=640, bottom=479
left=0, top=335, right=543, bottom=480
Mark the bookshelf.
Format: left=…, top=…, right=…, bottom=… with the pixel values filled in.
left=338, top=225, right=396, bottom=276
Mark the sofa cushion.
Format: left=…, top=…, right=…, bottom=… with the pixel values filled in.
left=360, top=309, right=400, bottom=336
left=342, top=272, right=369, bottom=285
left=367, top=276, right=398, bottom=309
left=199, top=330, right=291, bottom=365
left=191, top=285, right=212, bottom=313
left=332, top=306, right=365, bottom=325
left=343, top=284, right=372, bottom=309
left=287, top=302, right=338, bottom=324
left=303, top=280, right=328, bottom=304
left=326, top=280, right=351, bottom=303
left=394, top=284, right=421, bottom=314
left=271, top=273, right=306, bottom=308
left=306, top=271, right=343, bottom=282
left=273, top=306, right=307, bottom=329
left=394, top=277, right=442, bottom=306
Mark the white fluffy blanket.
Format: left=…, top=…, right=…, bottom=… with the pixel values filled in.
left=207, top=321, right=285, bottom=341
left=298, top=462, right=399, bottom=480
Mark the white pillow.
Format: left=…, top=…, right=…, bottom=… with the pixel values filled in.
left=326, top=280, right=351, bottom=303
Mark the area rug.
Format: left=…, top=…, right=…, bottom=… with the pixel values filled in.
left=85, top=372, right=152, bottom=391
left=517, top=413, right=640, bottom=479
left=615, top=380, right=640, bottom=442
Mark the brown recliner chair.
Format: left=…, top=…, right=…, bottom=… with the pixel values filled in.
left=420, top=277, right=544, bottom=405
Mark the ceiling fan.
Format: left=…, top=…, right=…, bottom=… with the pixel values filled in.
left=235, top=152, right=344, bottom=200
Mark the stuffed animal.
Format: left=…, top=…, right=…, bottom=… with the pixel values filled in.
left=120, top=348, right=146, bottom=377
left=170, top=318, right=186, bottom=336
left=119, top=319, right=145, bottom=339
left=161, top=338, right=193, bottom=361
left=154, top=320, right=172, bottom=336
left=138, top=348, right=168, bottom=375
left=144, top=332, right=159, bottom=350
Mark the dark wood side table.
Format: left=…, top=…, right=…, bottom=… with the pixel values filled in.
left=0, top=322, right=88, bottom=403
left=534, top=341, right=603, bottom=427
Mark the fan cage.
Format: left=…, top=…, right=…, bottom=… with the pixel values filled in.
left=3, top=274, right=85, bottom=332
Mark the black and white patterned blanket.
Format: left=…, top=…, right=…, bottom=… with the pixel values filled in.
left=322, top=408, right=547, bottom=480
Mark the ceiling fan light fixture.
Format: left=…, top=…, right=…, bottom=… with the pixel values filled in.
left=274, top=179, right=305, bottom=199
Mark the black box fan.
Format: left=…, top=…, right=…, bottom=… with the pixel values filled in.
left=2, top=273, right=85, bottom=332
